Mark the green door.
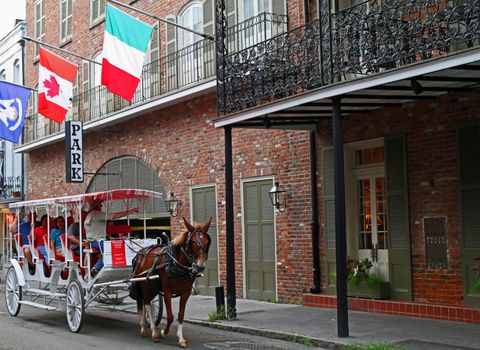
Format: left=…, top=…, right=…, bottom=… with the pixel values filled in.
left=244, top=180, right=276, bottom=301
left=459, top=125, right=480, bottom=307
left=192, top=186, right=218, bottom=296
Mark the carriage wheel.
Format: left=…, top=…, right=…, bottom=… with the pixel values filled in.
left=5, top=266, right=22, bottom=316
left=66, top=280, right=84, bottom=333
left=146, top=293, right=163, bottom=327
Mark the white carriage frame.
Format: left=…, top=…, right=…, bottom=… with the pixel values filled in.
left=4, top=189, right=164, bottom=332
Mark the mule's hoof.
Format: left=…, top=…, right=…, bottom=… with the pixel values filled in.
left=152, top=335, right=162, bottom=343
left=140, top=329, right=148, bottom=337
left=160, top=329, right=167, bottom=338
left=179, top=340, right=188, bottom=348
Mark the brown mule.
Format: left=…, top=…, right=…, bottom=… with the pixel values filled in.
left=132, top=216, right=211, bottom=347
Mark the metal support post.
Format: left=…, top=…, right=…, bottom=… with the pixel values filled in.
left=332, top=96, right=349, bottom=337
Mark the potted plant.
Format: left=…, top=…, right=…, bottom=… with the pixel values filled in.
left=346, top=256, right=390, bottom=299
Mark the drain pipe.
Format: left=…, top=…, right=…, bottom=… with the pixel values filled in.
left=310, top=130, right=321, bottom=293
left=304, top=0, right=310, bottom=23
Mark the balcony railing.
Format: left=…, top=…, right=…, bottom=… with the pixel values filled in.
left=21, top=12, right=289, bottom=145
left=0, top=176, right=22, bottom=200
left=217, top=0, right=480, bottom=115
left=23, top=38, right=217, bottom=144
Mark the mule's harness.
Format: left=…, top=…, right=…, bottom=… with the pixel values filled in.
left=132, top=229, right=208, bottom=280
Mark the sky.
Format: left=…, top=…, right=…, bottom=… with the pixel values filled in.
left=0, top=1, right=26, bottom=39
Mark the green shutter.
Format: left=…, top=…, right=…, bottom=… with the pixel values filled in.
left=166, top=15, right=177, bottom=91
left=192, top=186, right=218, bottom=296
left=386, top=134, right=412, bottom=300
left=244, top=180, right=275, bottom=301
left=459, top=124, right=480, bottom=307
left=203, top=0, right=215, bottom=77
left=323, top=148, right=336, bottom=290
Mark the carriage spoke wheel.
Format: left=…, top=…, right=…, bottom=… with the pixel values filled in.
left=146, top=293, right=163, bottom=327
left=5, top=266, right=22, bottom=316
left=66, top=280, right=84, bottom=333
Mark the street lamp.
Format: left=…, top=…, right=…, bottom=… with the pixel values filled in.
left=269, top=181, right=287, bottom=213
left=165, top=192, right=181, bottom=217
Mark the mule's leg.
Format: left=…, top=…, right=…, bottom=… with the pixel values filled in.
left=147, top=303, right=161, bottom=342
left=176, top=292, right=191, bottom=348
left=161, top=292, right=174, bottom=338
left=139, top=301, right=149, bottom=337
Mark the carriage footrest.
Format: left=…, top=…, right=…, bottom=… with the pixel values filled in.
left=24, top=288, right=66, bottom=298
left=19, top=300, right=58, bottom=311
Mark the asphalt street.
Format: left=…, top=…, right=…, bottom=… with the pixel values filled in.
left=0, top=287, right=317, bottom=350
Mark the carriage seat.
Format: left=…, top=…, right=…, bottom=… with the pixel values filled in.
left=14, top=234, right=25, bottom=258
left=106, top=222, right=132, bottom=239
left=61, top=234, right=80, bottom=263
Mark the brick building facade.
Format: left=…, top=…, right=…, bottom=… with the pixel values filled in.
left=16, top=0, right=480, bottom=324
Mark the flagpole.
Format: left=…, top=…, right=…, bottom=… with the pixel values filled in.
left=0, top=80, right=37, bottom=92
left=107, top=0, right=215, bottom=41
left=22, top=36, right=101, bottom=65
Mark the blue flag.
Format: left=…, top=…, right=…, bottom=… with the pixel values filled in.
left=0, top=81, right=31, bottom=143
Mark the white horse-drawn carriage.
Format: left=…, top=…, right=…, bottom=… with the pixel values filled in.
left=4, top=189, right=163, bottom=332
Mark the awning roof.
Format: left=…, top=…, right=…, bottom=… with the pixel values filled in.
left=9, top=189, right=163, bottom=209
left=213, top=48, right=480, bottom=129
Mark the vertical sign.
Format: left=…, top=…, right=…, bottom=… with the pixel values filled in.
left=65, top=121, right=83, bottom=183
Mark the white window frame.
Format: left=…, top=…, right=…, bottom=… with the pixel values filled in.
left=178, top=2, right=204, bottom=87
left=60, top=0, right=73, bottom=43
left=13, top=60, right=20, bottom=84
left=90, top=0, right=106, bottom=26
left=34, top=0, right=46, bottom=57
left=238, top=0, right=273, bottom=48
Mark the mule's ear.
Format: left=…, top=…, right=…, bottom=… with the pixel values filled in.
left=183, top=216, right=195, bottom=232
left=202, top=217, right=212, bottom=232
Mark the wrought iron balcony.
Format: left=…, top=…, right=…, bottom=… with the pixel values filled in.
left=21, top=12, right=289, bottom=145
left=0, top=176, right=22, bottom=200
left=217, top=0, right=480, bottom=115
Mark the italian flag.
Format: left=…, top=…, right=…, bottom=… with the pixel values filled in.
left=38, top=48, right=78, bottom=124
left=101, top=4, right=153, bottom=102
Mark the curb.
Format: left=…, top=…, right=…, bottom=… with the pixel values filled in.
left=183, top=318, right=346, bottom=350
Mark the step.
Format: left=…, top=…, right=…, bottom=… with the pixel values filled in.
left=19, top=300, right=58, bottom=311
left=24, top=288, right=66, bottom=298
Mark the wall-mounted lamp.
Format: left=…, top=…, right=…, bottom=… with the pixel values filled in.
left=165, top=192, right=181, bottom=217
left=269, top=181, right=287, bottom=213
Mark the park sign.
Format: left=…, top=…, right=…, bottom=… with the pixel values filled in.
left=65, top=120, right=83, bottom=183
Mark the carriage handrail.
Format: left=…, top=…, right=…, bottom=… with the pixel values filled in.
left=9, top=189, right=164, bottom=209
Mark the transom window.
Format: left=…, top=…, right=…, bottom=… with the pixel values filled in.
left=60, top=0, right=73, bottom=42
left=355, top=146, right=384, bottom=166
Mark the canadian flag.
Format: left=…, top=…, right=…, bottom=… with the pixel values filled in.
left=38, top=48, right=78, bottom=124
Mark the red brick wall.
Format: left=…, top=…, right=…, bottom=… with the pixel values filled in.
left=25, top=89, right=313, bottom=302
left=317, top=91, right=480, bottom=306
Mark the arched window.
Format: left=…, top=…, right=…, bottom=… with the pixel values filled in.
left=178, top=3, right=204, bottom=86
left=87, top=156, right=168, bottom=217
left=0, top=69, right=6, bottom=81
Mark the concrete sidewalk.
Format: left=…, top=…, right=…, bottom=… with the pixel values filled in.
left=96, top=294, right=480, bottom=350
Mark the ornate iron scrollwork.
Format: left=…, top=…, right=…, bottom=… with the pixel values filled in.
left=218, top=0, right=480, bottom=115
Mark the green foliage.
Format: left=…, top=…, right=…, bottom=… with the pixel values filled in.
left=328, top=271, right=337, bottom=285
left=345, top=342, right=406, bottom=350
left=289, top=335, right=314, bottom=347
left=346, top=256, right=384, bottom=289
left=207, top=306, right=226, bottom=321
left=471, top=281, right=480, bottom=294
